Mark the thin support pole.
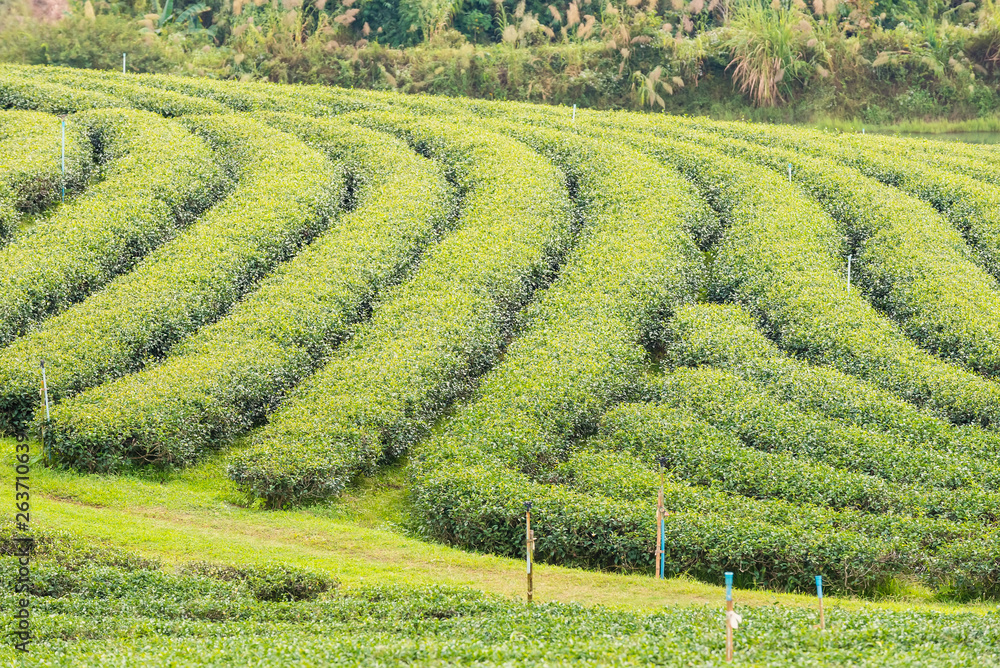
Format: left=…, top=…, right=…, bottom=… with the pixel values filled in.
left=123, top=53, right=127, bottom=74
left=40, top=360, right=51, bottom=453
left=525, top=502, right=534, bottom=604
left=60, top=119, right=66, bottom=203
left=656, top=467, right=663, bottom=579
left=40, top=362, right=50, bottom=422
left=572, top=104, right=576, bottom=124
left=725, top=572, right=734, bottom=663
left=816, top=575, right=825, bottom=630
left=657, top=457, right=667, bottom=579
left=659, top=516, right=665, bottom=579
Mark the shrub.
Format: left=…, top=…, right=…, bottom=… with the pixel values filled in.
left=0, top=109, right=93, bottom=242
left=660, top=303, right=1000, bottom=462
left=44, top=113, right=451, bottom=467
left=228, top=114, right=574, bottom=505
left=4, top=63, right=230, bottom=116
left=178, top=562, right=337, bottom=602
left=640, top=119, right=1000, bottom=378
left=16, top=115, right=341, bottom=461
left=0, top=109, right=226, bottom=435
left=0, top=65, right=123, bottom=113
left=410, top=445, right=910, bottom=594
left=589, top=127, right=1000, bottom=430
left=644, top=367, right=1000, bottom=499
left=400, top=119, right=713, bottom=480
left=562, top=447, right=973, bottom=551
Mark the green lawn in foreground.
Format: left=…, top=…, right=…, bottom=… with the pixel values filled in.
left=4, top=436, right=1000, bottom=666
left=0, top=436, right=991, bottom=615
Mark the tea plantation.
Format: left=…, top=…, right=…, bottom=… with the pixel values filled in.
left=2, top=63, right=1000, bottom=665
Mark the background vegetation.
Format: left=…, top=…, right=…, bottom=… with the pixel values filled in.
left=3, top=0, right=1000, bottom=122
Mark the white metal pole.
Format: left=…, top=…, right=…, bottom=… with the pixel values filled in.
left=41, top=360, right=50, bottom=420
left=60, top=119, right=66, bottom=203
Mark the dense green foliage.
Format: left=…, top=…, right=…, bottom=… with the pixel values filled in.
left=4, top=530, right=1000, bottom=666
left=45, top=114, right=451, bottom=468
left=5, top=0, right=1000, bottom=123
left=229, top=114, right=574, bottom=505
left=7, top=67, right=1000, bottom=607
left=25, top=115, right=342, bottom=465
left=0, top=109, right=91, bottom=242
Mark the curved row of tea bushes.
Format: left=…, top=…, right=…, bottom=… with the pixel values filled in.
left=0, top=116, right=342, bottom=448
left=0, top=108, right=224, bottom=355
left=644, top=367, right=1000, bottom=495
left=562, top=448, right=973, bottom=551
left=826, top=144, right=1000, bottom=285
left=228, top=116, right=574, bottom=506
left=596, top=401, right=997, bottom=524
left=406, top=120, right=712, bottom=480
left=44, top=115, right=451, bottom=469
left=659, top=116, right=1000, bottom=287
left=612, top=117, right=1000, bottom=378
left=604, top=131, right=1000, bottom=430
left=0, top=66, right=123, bottom=114
left=662, top=304, right=1000, bottom=461
left=409, top=439, right=909, bottom=594
left=2, top=65, right=229, bottom=117
left=113, top=71, right=331, bottom=116
left=0, top=110, right=92, bottom=242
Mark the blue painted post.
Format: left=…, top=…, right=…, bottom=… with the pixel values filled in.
left=659, top=516, right=665, bottom=579
left=657, top=457, right=667, bottom=579
left=725, top=572, right=734, bottom=662
left=816, top=575, right=825, bottom=629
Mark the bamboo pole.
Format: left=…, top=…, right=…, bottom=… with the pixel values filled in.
left=525, top=501, right=534, bottom=604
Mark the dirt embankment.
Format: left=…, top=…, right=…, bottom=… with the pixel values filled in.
left=30, top=0, right=67, bottom=21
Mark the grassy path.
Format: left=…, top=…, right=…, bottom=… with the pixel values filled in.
left=2, top=438, right=989, bottom=615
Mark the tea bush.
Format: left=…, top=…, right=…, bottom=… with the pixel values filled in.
left=45, top=114, right=450, bottom=467
left=5, top=115, right=340, bottom=452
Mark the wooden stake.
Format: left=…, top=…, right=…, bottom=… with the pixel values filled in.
left=816, top=575, right=825, bottom=630
left=525, top=501, right=534, bottom=604
left=725, top=572, right=734, bottom=663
